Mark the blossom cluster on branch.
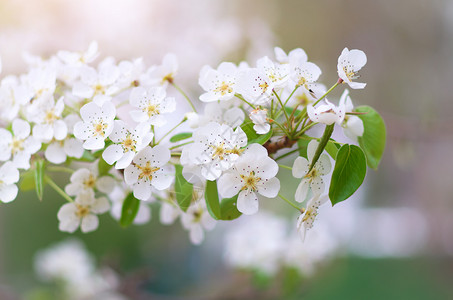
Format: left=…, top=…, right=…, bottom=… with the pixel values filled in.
left=0, top=42, right=385, bottom=244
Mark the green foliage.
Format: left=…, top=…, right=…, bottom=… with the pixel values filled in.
left=97, top=157, right=112, bottom=176
left=219, top=195, right=242, bottom=220
left=297, top=138, right=310, bottom=158
left=241, top=119, right=273, bottom=145
left=34, top=159, right=45, bottom=201
left=20, top=170, right=35, bottom=191
left=205, top=181, right=242, bottom=220
left=356, top=106, right=386, bottom=169
left=169, top=132, right=193, bottom=143
left=309, top=124, right=334, bottom=170
left=329, top=144, right=367, bottom=205
left=120, top=193, right=140, bottom=227
left=174, top=164, right=193, bottom=212
left=325, top=140, right=340, bottom=160
left=205, top=180, right=221, bottom=220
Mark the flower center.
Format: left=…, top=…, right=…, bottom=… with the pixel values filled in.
left=93, top=122, right=107, bottom=137
left=146, top=104, right=160, bottom=117
left=162, top=73, right=174, bottom=84
left=10, top=137, right=24, bottom=155
left=211, top=142, right=226, bottom=160
left=45, top=109, right=59, bottom=124
left=214, top=82, right=233, bottom=95
left=259, top=82, right=269, bottom=93
left=122, top=135, right=136, bottom=152
left=76, top=204, right=90, bottom=218
left=83, top=174, right=96, bottom=189
left=343, top=66, right=359, bottom=81
left=137, top=161, right=160, bottom=181
left=240, top=171, right=261, bottom=192
left=94, top=84, right=105, bottom=95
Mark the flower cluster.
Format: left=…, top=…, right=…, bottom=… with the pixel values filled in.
left=0, top=42, right=384, bottom=244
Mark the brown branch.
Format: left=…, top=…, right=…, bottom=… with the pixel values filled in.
left=263, top=136, right=297, bottom=155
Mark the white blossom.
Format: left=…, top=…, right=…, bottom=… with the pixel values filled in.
left=249, top=107, right=270, bottom=134
left=307, top=99, right=345, bottom=125
left=0, top=162, right=20, bottom=203
left=73, top=101, right=116, bottom=150
left=180, top=199, right=216, bottom=245
left=292, top=140, right=331, bottom=202
left=0, top=119, right=41, bottom=169
left=256, top=56, right=289, bottom=89
left=29, top=96, right=67, bottom=142
left=337, top=48, right=367, bottom=89
left=181, top=122, right=247, bottom=181
left=102, top=120, right=153, bottom=169
left=124, top=145, right=174, bottom=201
left=147, top=53, right=178, bottom=86
left=339, top=89, right=364, bottom=142
left=199, top=62, right=238, bottom=102
left=129, top=86, right=176, bottom=127
left=65, top=167, right=115, bottom=196
left=297, top=194, right=329, bottom=240
left=57, top=190, right=110, bottom=233
left=218, top=144, right=280, bottom=215
left=236, top=68, right=275, bottom=105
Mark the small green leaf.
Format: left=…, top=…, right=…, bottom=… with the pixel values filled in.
left=356, top=106, right=386, bottom=169
left=20, top=170, right=35, bottom=191
left=174, top=164, right=193, bottom=212
left=309, top=124, right=334, bottom=170
left=78, top=150, right=96, bottom=162
left=34, top=159, right=45, bottom=201
left=329, top=144, right=367, bottom=205
left=170, top=132, right=193, bottom=143
left=219, top=195, right=242, bottom=220
left=98, top=157, right=112, bottom=176
left=297, top=138, right=310, bottom=158
left=240, top=119, right=273, bottom=145
left=205, top=180, right=221, bottom=220
left=325, top=140, right=340, bottom=160
left=120, top=193, right=140, bottom=227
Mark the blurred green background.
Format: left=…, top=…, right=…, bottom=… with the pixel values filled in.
left=1, top=0, right=453, bottom=299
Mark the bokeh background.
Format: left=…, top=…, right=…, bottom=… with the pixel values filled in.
left=1, top=0, right=453, bottom=299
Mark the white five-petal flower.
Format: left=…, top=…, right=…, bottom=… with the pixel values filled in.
left=180, top=198, right=216, bottom=245
left=0, top=119, right=41, bottom=169
left=292, top=140, right=331, bottom=202
left=73, top=101, right=116, bottom=150
left=181, top=122, right=247, bottom=181
left=65, top=167, right=116, bottom=197
left=124, top=145, right=174, bottom=201
left=199, top=62, right=238, bottom=102
left=29, top=96, right=68, bottom=142
left=102, top=120, right=153, bottom=169
left=297, top=194, right=328, bottom=240
left=129, top=86, right=176, bottom=127
left=249, top=107, right=270, bottom=134
left=307, top=99, right=345, bottom=125
left=57, top=190, right=110, bottom=233
left=337, top=48, right=367, bottom=89
left=339, top=89, right=364, bottom=142
left=218, top=144, right=280, bottom=215
left=0, top=162, right=20, bottom=203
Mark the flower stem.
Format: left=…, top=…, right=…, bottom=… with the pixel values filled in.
left=169, top=140, right=193, bottom=150
left=312, top=80, right=341, bottom=107
left=278, top=164, right=292, bottom=171
left=273, top=90, right=290, bottom=124
left=274, top=149, right=299, bottom=161
left=172, top=82, right=197, bottom=112
left=235, top=93, right=256, bottom=109
left=47, top=166, right=74, bottom=174
left=45, top=175, right=73, bottom=203
left=278, top=193, right=301, bottom=211
left=157, top=117, right=187, bottom=144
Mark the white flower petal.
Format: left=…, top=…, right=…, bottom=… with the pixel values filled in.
left=237, top=190, right=259, bottom=215
left=81, top=214, right=99, bottom=233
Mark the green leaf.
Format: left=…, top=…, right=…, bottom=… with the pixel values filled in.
left=325, top=140, right=340, bottom=160
left=297, top=138, right=310, bottom=158
left=356, top=106, right=386, bottom=169
left=78, top=150, right=96, bottom=162
left=34, top=159, right=45, bottom=201
left=284, top=106, right=301, bottom=117
left=170, top=132, right=193, bottom=143
left=120, top=193, right=140, bottom=227
left=20, top=170, right=35, bottom=191
left=219, top=195, right=242, bottom=220
left=205, top=180, right=221, bottom=220
left=309, top=124, right=334, bottom=170
left=329, top=144, right=367, bottom=205
left=240, top=119, right=273, bottom=145
left=98, top=157, right=112, bottom=176
left=174, top=164, right=193, bottom=212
